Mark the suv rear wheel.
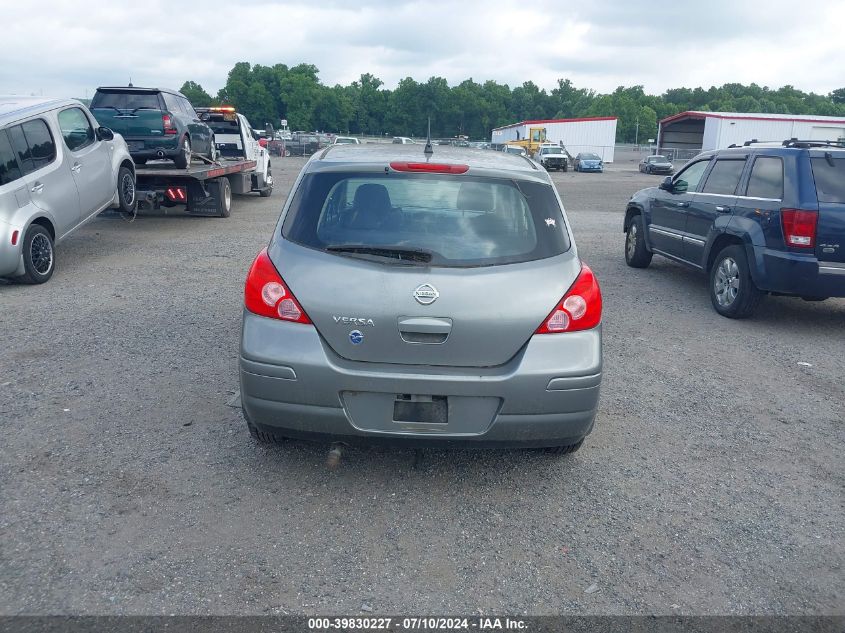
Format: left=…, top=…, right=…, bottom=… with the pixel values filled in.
left=709, top=245, right=763, bottom=318
left=625, top=214, right=652, bottom=268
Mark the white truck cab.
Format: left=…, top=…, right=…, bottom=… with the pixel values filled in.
left=198, top=107, right=272, bottom=190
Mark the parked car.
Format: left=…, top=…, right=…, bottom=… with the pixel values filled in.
left=283, top=133, right=320, bottom=156
left=333, top=136, right=361, bottom=145
left=639, top=154, right=673, bottom=174
left=503, top=145, right=527, bottom=157
left=0, top=96, right=136, bottom=283
left=239, top=145, right=603, bottom=452
left=574, top=152, right=603, bottom=173
left=537, top=145, right=569, bottom=171
left=90, top=86, right=215, bottom=169
left=392, top=136, right=415, bottom=144
left=623, top=140, right=845, bottom=317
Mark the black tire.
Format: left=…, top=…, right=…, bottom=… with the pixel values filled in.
left=562, top=163, right=568, bottom=172
left=216, top=177, right=232, bottom=218
left=646, top=165, right=652, bottom=174
left=19, top=224, right=55, bottom=284
left=173, top=136, right=191, bottom=169
left=245, top=416, right=287, bottom=445
left=625, top=214, right=653, bottom=268
left=709, top=244, right=764, bottom=318
left=116, top=165, right=136, bottom=215
left=543, top=439, right=584, bottom=455
left=134, top=157, right=147, bottom=165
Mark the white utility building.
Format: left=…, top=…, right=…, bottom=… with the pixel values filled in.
left=658, top=111, right=845, bottom=156
left=491, top=117, right=618, bottom=162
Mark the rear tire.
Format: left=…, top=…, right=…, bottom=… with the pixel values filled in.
left=625, top=214, right=652, bottom=268
left=19, top=224, right=55, bottom=284
left=116, top=165, right=136, bottom=215
left=562, top=163, right=568, bottom=172
left=709, top=245, right=763, bottom=318
left=215, top=177, right=232, bottom=218
left=543, top=439, right=584, bottom=455
left=173, top=136, right=191, bottom=169
left=245, top=416, right=287, bottom=445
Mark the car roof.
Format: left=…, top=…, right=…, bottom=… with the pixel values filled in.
left=96, top=86, right=178, bottom=95
left=309, top=143, right=547, bottom=181
left=0, top=95, right=78, bottom=126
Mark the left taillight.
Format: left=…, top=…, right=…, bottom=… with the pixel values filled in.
left=535, top=263, right=602, bottom=334
left=244, top=248, right=312, bottom=324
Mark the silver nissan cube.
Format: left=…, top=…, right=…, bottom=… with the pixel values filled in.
left=239, top=144, right=602, bottom=453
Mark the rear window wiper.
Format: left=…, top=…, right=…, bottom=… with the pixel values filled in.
left=325, top=244, right=434, bottom=263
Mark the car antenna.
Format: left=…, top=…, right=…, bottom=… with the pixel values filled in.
left=128, top=77, right=133, bottom=87
left=424, top=117, right=433, bottom=156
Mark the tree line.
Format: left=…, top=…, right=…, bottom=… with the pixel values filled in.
left=180, top=62, right=845, bottom=143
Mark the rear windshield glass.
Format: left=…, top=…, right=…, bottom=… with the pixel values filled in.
left=206, top=119, right=241, bottom=135
left=811, top=157, right=845, bottom=203
left=91, top=91, right=161, bottom=110
left=282, top=173, right=570, bottom=267
left=580, top=153, right=600, bottom=160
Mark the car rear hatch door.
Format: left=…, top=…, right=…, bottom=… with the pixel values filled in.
left=810, top=153, right=845, bottom=263
left=272, top=241, right=582, bottom=367
left=272, top=169, right=580, bottom=367
left=90, top=89, right=165, bottom=138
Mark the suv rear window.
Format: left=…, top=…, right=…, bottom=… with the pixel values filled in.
left=91, top=90, right=161, bottom=111
left=811, top=157, right=845, bottom=203
left=282, top=173, right=570, bottom=267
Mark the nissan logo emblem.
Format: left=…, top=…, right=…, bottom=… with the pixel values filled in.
left=413, top=284, right=439, bottom=305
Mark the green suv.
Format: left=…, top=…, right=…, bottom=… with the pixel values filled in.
left=91, top=86, right=215, bottom=168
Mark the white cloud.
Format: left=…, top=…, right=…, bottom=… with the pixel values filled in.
left=0, top=0, right=841, bottom=99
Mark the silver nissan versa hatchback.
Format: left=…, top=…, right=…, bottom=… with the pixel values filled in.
left=239, top=144, right=602, bottom=453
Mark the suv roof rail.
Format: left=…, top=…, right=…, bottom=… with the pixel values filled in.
left=728, top=139, right=778, bottom=148
left=781, top=138, right=845, bottom=148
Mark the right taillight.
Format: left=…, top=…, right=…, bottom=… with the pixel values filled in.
left=535, top=263, right=602, bottom=334
left=781, top=208, right=818, bottom=248
left=244, top=248, right=311, bottom=324
left=162, top=114, right=177, bottom=135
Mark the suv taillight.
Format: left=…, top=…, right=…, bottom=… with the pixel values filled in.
left=781, top=209, right=818, bottom=248
left=244, top=248, right=312, bottom=324
left=535, top=264, right=602, bottom=334
left=162, top=114, right=177, bottom=135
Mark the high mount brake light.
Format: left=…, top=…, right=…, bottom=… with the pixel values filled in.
left=781, top=208, right=818, bottom=248
left=244, top=248, right=312, bottom=324
left=535, top=264, right=602, bottom=334
left=389, top=162, right=469, bottom=174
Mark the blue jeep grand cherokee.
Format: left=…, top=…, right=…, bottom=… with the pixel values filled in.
left=623, top=139, right=845, bottom=318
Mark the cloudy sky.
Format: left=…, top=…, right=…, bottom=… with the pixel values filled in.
left=2, top=0, right=842, bottom=99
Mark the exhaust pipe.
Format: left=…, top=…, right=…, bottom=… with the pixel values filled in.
left=156, top=150, right=165, bottom=158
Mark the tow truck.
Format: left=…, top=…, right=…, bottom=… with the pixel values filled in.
left=133, top=106, right=273, bottom=218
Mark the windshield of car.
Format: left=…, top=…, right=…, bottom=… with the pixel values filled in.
left=282, top=172, right=570, bottom=267
left=91, top=91, right=161, bottom=110
left=541, top=147, right=559, bottom=154
left=811, top=157, right=845, bottom=203
left=581, top=153, right=600, bottom=160
left=335, top=138, right=356, bottom=144
left=505, top=147, right=523, bottom=154
left=649, top=155, right=667, bottom=163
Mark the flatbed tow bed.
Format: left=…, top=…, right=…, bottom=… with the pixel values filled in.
left=133, top=157, right=263, bottom=218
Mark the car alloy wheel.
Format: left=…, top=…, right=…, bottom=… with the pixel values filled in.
left=626, top=222, right=638, bottom=260
left=30, top=233, right=54, bottom=275
left=183, top=138, right=192, bottom=167
left=713, top=256, right=740, bottom=307
left=121, top=170, right=135, bottom=206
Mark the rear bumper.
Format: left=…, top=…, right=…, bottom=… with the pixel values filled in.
left=239, top=311, right=602, bottom=448
left=124, top=136, right=180, bottom=159
left=753, top=247, right=845, bottom=297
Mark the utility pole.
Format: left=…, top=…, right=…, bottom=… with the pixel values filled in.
left=635, top=117, right=640, bottom=147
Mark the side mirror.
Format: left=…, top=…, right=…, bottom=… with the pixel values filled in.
left=659, top=176, right=675, bottom=192
left=96, top=126, right=114, bottom=141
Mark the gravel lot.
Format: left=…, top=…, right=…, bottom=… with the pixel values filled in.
left=1, top=154, right=842, bottom=616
